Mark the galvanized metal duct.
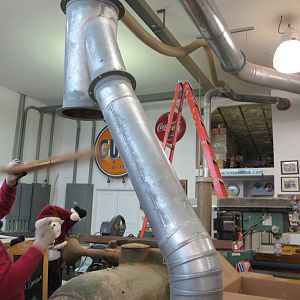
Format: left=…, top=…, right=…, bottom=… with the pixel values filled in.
left=221, top=87, right=290, bottom=111
left=58, top=0, right=103, bottom=120
left=181, top=0, right=300, bottom=95
left=62, top=0, right=223, bottom=298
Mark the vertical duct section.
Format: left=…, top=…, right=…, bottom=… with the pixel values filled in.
left=62, top=0, right=223, bottom=298
left=58, top=0, right=103, bottom=120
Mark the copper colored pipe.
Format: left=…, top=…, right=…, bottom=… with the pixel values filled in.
left=122, top=10, right=215, bottom=90
left=1, top=148, right=95, bottom=174
left=203, top=46, right=225, bottom=87
left=122, top=10, right=208, bottom=57
left=122, top=10, right=225, bottom=88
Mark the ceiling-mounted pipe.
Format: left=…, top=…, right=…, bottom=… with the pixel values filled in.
left=221, top=88, right=290, bottom=111
left=12, top=93, right=26, bottom=159
left=122, top=10, right=207, bottom=57
left=203, top=88, right=221, bottom=177
left=62, top=0, right=223, bottom=298
left=122, top=9, right=224, bottom=88
left=33, top=112, right=44, bottom=183
left=46, top=112, right=56, bottom=183
left=124, top=0, right=214, bottom=92
left=72, top=120, right=81, bottom=184
left=19, top=106, right=41, bottom=161
left=181, top=0, right=300, bottom=95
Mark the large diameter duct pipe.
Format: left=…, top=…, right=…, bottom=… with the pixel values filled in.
left=181, top=0, right=244, bottom=73
left=58, top=0, right=103, bottom=120
left=63, top=0, right=223, bottom=298
left=181, top=0, right=300, bottom=95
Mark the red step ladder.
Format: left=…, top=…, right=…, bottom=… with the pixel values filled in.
left=140, top=82, right=228, bottom=238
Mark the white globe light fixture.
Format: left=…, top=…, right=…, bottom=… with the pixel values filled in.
left=273, top=25, right=300, bottom=74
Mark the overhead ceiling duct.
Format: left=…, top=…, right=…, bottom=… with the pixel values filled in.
left=181, top=0, right=300, bottom=95
left=61, top=0, right=223, bottom=298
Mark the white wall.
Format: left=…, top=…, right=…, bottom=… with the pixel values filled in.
left=0, top=85, right=49, bottom=182
left=0, top=85, right=54, bottom=228
left=272, top=90, right=300, bottom=196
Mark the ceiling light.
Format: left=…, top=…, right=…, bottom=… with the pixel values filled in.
left=273, top=23, right=300, bottom=74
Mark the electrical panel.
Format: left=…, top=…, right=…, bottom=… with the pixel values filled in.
left=64, top=183, right=94, bottom=235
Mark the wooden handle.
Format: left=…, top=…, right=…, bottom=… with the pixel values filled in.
left=1, top=148, right=95, bottom=174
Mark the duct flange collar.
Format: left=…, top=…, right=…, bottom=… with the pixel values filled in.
left=60, top=0, right=125, bottom=19
left=88, top=70, right=136, bottom=101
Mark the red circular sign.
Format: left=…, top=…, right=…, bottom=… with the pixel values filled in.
left=155, top=112, right=186, bottom=143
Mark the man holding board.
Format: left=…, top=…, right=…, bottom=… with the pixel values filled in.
left=0, top=159, right=55, bottom=300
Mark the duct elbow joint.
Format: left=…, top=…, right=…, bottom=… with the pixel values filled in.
left=84, top=13, right=136, bottom=100
left=276, top=98, right=291, bottom=111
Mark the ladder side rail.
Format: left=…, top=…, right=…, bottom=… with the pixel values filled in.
left=162, top=82, right=183, bottom=150
left=168, top=90, right=185, bottom=163
left=184, top=84, right=228, bottom=198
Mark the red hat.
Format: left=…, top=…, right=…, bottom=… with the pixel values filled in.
left=35, top=205, right=77, bottom=228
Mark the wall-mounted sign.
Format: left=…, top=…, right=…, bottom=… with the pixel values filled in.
left=95, top=126, right=127, bottom=177
left=155, top=112, right=186, bottom=143
left=221, top=169, right=263, bottom=176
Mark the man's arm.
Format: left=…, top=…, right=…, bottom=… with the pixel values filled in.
left=0, top=242, right=43, bottom=299
left=0, top=180, right=17, bottom=219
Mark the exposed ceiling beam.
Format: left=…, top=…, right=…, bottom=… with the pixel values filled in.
left=124, top=0, right=213, bottom=92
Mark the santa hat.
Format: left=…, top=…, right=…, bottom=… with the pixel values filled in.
left=35, top=205, right=80, bottom=228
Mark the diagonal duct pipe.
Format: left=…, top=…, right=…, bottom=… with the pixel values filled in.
left=181, top=0, right=300, bottom=95
left=62, top=0, right=223, bottom=298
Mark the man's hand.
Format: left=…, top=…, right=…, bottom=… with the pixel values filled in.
left=33, top=222, right=56, bottom=252
left=5, top=159, right=27, bottom=186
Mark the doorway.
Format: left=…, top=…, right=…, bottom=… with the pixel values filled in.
left=94, top=189, right=143, bottom=237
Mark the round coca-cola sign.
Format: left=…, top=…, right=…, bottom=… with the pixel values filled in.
left=155, top=112, right=186, bottom=143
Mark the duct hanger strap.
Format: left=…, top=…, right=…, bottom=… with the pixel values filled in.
left=60, top=0, right=125, bottom=19
left=88, top=70, right=136, bottom=101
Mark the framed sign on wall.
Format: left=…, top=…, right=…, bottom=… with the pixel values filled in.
left=281, top=177, right=300, bottom=192
left=281, top=160, right=299, bottom=175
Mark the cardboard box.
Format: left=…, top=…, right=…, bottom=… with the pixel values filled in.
left=220, top=253, right=300, bottom=299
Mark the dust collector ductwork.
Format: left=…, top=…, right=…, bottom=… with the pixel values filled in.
left=181, top=0, right=300, bottom=95
left=57, top=0, right=104, bottom=120
left=61, top=0, right=223, bottom=299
